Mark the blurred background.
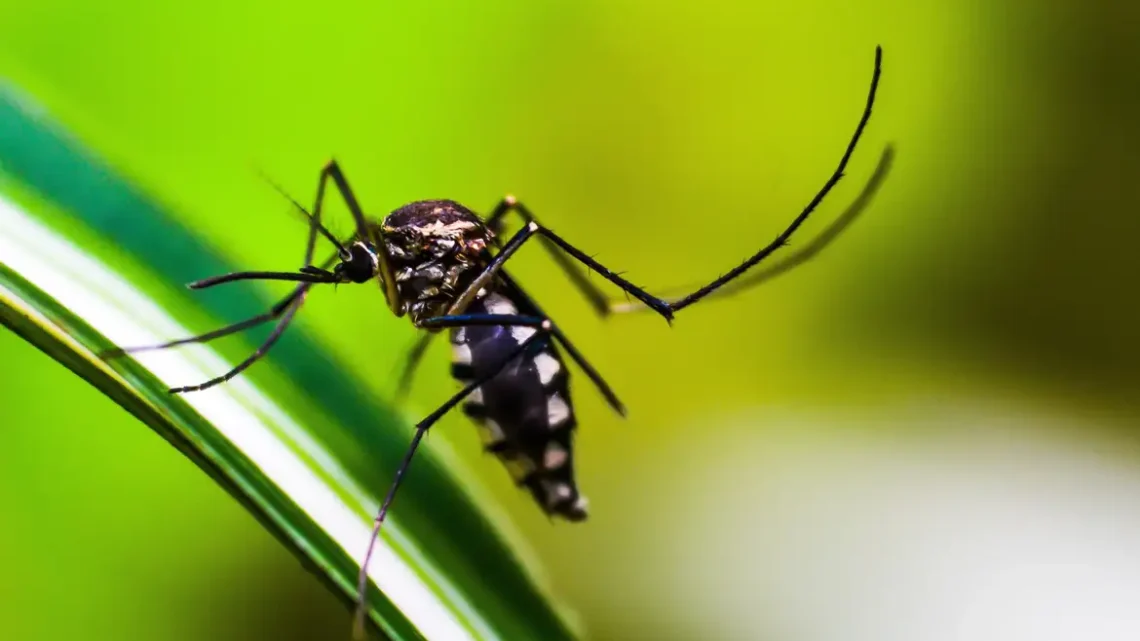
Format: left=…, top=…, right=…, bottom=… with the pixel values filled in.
left=2, top=1, right=1139, bottom=640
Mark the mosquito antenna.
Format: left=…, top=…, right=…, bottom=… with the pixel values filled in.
left=255, top=167, right=350, bottom=258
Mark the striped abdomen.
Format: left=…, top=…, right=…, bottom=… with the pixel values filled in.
left=449, top=290, right=587, bottom=521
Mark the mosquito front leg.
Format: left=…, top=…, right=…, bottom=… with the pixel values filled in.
left=103, top=162, right=363, bottom=391
left=99, top=283, right=309, bottom=358
left=311, top=160, right=401, bottom=309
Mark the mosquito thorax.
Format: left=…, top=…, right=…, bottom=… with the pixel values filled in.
left=380, top=200, right=495, bottom=322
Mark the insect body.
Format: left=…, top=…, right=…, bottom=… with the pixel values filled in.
left=102, top=46, right=887, bottom=640
left=383, top=199, right=588, bottom=519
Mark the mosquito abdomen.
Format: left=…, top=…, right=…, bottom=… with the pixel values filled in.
left=449, top=290, right=588, bottom=521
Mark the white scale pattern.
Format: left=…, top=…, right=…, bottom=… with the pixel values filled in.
left=451, top=342, right=472, bottom=365
left=546, top=392, right=571, bottom=428
left=451, top=290, right=578, bottom=508
left=544, top=442, right=568, bottom=469
left=484, top=293, right=517, bottom=315
left=541, top=478, right=574, bottom=508
left=532, top=352, right=560, bottom=385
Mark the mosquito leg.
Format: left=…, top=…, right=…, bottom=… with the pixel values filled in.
left=478, top=45, right=884, bottom=321
left=310, top=160, right=401, bottom=310
left=353, top=322, right=550, bottom=640
left=100, top=246, right=337, bottom=362
left=416, top=314, right=547, bottom=330
left=444, top=220, right=674, bottom=321
left=101, top=285, right=307, bottom=358
left=609, top=144, right=896, bottom=313
left=496, top=269, right=625, bottom=416
left=167, top=294, right=309, bottom=394
left=393, top=333, right=435, bottom=400
left=392, top=240, right=627, bottom=406
left=482, top=195, right=613, bottom=317
left=662, top=46, right=882, bottom=312
left=398, top=266, right=626, bottom=414
left=394, top=312, right=558, bottom=402
left=136, top=168, right=345, bottom=390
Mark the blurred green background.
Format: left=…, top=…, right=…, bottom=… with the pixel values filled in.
left=2, top=1, right=1140, bottom=640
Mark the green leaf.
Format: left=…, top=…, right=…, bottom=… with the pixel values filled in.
left=0, top=82, right=580, bottom=641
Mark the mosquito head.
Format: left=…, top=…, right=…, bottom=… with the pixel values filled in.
left=333, top=240, right=381, bottom=284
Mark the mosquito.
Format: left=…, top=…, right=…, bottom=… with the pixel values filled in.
left=104, top=46, right=885, bottom=638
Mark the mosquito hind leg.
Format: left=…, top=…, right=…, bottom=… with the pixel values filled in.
left=608, top=144, right=896, bottom=313
left=354, top=317, right=551, bottom=639
left=393, top=333, right=435, bottom=400
left=483, top=195, right=615, bottom=318
left=479, top=45, right=884, bottom=321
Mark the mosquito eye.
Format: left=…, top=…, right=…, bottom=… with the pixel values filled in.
left=342, top=242, right=379, bottom=283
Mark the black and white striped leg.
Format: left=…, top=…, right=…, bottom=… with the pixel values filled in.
left=353, top=320, right=551, bottom=640
left=473, top=45, right=883, bottom=320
